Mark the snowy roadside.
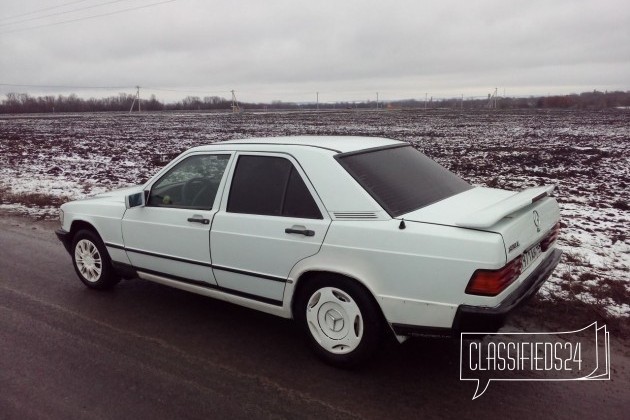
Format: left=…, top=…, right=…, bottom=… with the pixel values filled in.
left=1, top=109, right=628, bottom=319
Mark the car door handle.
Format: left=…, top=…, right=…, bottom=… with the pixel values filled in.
left=187, top=215, right=210, bottom=225
left=285, top=227, right=315, bottom=237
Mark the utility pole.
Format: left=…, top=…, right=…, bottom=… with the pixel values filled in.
left=376, top=92, right=379, bottom=110
left=129, top=86, right=140, bottom=113
left=487, top=88, right=498, bottom=109
left=231, top=90, right=241, bottom=113
left=316, top=92, right=319, bottom=111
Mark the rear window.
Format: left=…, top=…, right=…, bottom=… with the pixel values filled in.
left=337, top=145, right=472, bottom=217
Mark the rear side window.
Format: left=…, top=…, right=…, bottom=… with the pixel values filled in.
left=227, top=155, right=322, bottom=219
left=337, top=145, right=471, bottom=217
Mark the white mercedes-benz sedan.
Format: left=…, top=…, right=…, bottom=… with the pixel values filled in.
left=56, top=136, right=561, bottom=366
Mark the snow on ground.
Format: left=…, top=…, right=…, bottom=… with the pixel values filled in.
left=0, top=109, right=628, bottom=316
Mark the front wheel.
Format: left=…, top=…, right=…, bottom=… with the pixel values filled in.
left=71, top=229, right=120, bottom=290
left=295, top=276, right=384, bottom=367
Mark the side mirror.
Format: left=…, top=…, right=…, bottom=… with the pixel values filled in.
left=126, top=192, right=145, bottom=209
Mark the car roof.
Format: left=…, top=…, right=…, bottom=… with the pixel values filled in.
left=196, top=136, right=404, bottom=154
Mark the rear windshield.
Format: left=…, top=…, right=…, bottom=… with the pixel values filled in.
left=337, top=145, right=472, bottom=217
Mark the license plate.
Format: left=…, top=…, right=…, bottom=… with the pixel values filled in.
left=522, top=244, right=542, bottom=271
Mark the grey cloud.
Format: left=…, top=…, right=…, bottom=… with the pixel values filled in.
left=0, top=0, right=628, bottom=101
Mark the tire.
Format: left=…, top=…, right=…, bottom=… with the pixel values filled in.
left=294, top=276, right=384, bottom=368
left=71, top=229, right=120, bottom=290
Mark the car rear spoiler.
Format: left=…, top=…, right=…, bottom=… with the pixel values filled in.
left=456, top=185, right=555, bottom=229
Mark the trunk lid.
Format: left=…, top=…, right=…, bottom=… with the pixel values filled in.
left=400, top=186, right=560, bottom=261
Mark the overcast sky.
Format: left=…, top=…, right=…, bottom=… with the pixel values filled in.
left=1, top=0, right=628, bottom=103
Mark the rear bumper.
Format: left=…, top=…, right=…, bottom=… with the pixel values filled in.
left=452, top=248, right=562, bottom=333
left=55, top=228, right=72, bottom=253
left=391, top=248, right=562, bottom=336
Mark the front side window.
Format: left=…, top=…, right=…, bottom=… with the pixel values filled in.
left=227, top=155, right=322, bottom=219
left=148, top=154, right=230, bottom=209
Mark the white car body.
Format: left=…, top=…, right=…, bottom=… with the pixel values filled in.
left=57, top=136, right=561, bottom=363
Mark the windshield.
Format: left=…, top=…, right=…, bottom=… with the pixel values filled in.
left=336, top=144, right=472, bottom=217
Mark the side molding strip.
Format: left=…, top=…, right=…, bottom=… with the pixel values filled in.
left=130, top=266, right=284, bottom=306
left=105, top=242, right=288, bottom=283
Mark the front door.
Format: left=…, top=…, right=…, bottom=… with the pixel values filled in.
left=122, top=153, right=232, bottom=284
left=210, top=153, right=331, bottom=303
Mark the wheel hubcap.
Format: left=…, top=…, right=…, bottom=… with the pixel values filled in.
left=324, top=308, right=344, bottom=332
left=75, top=239, right=102, bottom=282
left=306, top=287, right=363, bottom=354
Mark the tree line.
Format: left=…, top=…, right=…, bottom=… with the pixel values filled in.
left=426, top=90, right=630, bottom=110
left=0, top=92, right=230, bottom=113
left=1, top=89, right=629, bottom=114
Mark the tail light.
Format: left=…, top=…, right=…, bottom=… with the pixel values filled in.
left=465, top=258, right=522, bottom=296
left=541, top=222, right=560, bottom=252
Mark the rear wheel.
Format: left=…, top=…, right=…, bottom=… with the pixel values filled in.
left=71, top=229, right=120, bottom=290
left=295, top=276, right=383, bottom=367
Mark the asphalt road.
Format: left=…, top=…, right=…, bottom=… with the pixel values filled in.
left=1, top=215, right=628, bottom=419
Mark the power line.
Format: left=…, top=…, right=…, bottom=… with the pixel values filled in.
left=0, top=0, right=92, bottom=22
left=0, top=0, right=136, bottom=28
left=0, top=83, right=232, bottom=96
left=0, top=0, right=177, bottom=34
left=0, top=82, right=504, bottom=102
left=144, top=87, right=232, bottom=95
left=0, top=83, right=133, bottom=89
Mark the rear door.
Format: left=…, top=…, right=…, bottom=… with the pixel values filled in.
left=210, top=153, right=331, bottom=304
